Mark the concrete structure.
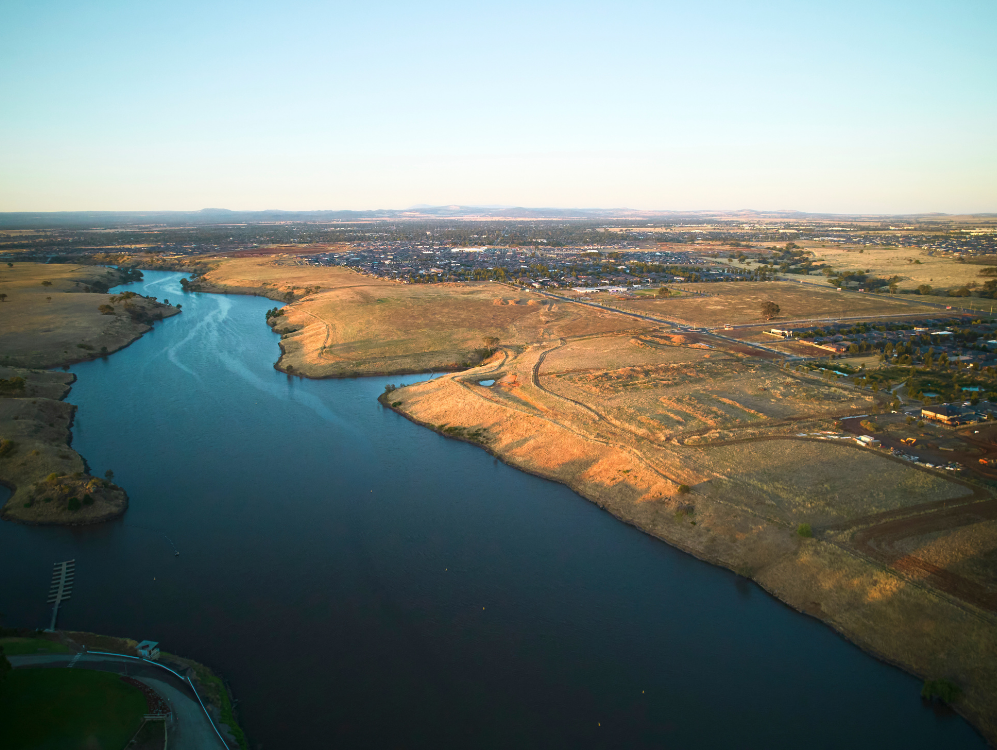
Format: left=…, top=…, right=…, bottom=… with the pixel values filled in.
left=137, top=640, right=161, bottom=660
left=46, top=559, right=74, bottom=632
left=922, top=404, right=961, bottom=424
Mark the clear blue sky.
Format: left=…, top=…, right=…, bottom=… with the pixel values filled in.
left=1, top=0, right=994, bottom=213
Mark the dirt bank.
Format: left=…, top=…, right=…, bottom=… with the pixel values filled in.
left=382, top=350, right=997, bottom=745
left=0, top=367, right=127, bottom=525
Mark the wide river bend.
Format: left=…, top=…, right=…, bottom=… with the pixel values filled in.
left=0, top=271, right=985, bottom=748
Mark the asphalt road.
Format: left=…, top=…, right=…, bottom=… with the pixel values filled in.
left=9, top=653, right=229, bottom=750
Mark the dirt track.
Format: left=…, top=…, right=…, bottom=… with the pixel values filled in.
left=847, top=498, right=997, bottom=613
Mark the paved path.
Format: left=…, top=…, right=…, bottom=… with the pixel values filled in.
left=9, top=653, right=229, bottom=750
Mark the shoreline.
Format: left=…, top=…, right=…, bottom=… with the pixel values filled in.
left=376, top=372, right=997, bottom=746
left=2, top=627, right=248, bottom=749
left=0, top=265, right=180, bottom=526
left=375, top=391, right=988, bottom=741
left=68, top=265, right=997, bottom=743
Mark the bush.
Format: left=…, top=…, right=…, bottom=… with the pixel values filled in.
left=797, top=523, right=813, bottom=538
left=82, top=494, right=94, bottom=506
left=677, top=484, right=691, bottom=494
left=922, top=679, right=962, bottom=704
left=67, top=498, right=81, bottom=511
left=0, top=439, right=16, bottom=457
left=391, top=401, right=402, bottom=408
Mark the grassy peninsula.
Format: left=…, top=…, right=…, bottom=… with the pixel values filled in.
left=0, top=263, right=179, bottom=525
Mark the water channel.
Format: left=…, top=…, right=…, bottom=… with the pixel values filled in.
left=0, top=271, right=985, bottom=748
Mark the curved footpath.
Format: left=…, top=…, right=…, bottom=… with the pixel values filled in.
left=9, top=653, right=229, bottom=750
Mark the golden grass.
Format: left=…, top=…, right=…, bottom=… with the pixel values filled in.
left=0, top=263, right=178, bottom=369
left=810, top=244, right=984, bottom=292
left=201, top=257, right=656, bottom=377
left=0, top=369, right=127, bottom=525
left=693, top=440, right=971, bottom=525
left=616, top=281, right=928, bottom=327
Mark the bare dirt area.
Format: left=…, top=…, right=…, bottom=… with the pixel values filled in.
left=382, top=329, right=997, bottom=743
left=620, top=281, right=925, bottom=328
left=0, top=263, right=180, bottom=369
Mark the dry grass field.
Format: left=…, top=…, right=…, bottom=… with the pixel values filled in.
left=541, top=340, right=870, bottom=442
left=200, top=257, right=656, bottom=377
left=0, top=367, right=127, bottom=524
left=0, top=263, right=179, bottom=368
left=611, top=281, right=923, bottom=327
left=694, top=441, right=971, bottom=526
left=809, top=243, right=984, bottom=292
left=384, top=327, right=997, bottom=742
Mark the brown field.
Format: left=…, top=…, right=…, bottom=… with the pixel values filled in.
left=0, top=263, right=179, bottom=369
left=542, top=342, right=871, bottom=442
left=384, top=327, right=997, bottom=741
left=198, top=257, right=657, bottom=377
left=809, top=243, right=984, bottom=292
left=610, top=281, right=924, bottom=327
left=694, top=440, right=971, bottom=526
left=0, top=367, right=127, bottom=524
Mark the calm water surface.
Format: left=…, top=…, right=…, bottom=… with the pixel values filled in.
left=0, top=271, right=985, bottom=748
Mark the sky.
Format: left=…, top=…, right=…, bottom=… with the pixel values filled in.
left=1, top=0, right=995, bottom=214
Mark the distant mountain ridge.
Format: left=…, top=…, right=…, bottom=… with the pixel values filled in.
left=0, top=206, right=993, bottom=229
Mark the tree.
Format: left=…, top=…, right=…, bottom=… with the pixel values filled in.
left=41, top=280, right=52, bottom=287
left=760, top=301, right=780, bottom=320
left=917, top=284, right=933, bottom=296
left=656, top=286, right=669, bottom=298
left=0, top=293, right=6, bottom=302
left=0, top=645, right=10, bottom=684
left=921, top=679, right=962, bottom=705
left=483, top=336, right=500, bottom=349
left=98, top=304, right=115, bottom=315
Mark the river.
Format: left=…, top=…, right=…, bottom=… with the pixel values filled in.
left=0, top=271, right=985, bottom=748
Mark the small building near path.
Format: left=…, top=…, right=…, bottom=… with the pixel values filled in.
left=921, top=404, right=961, bottom=425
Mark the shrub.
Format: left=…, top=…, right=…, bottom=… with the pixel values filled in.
left=391, top=401, right=402, bottom=407
left=67, top=498, right=81, bottom=511
left=677, top=484, right=691, bottom=494
left=922, top=679, right=962, bottom=704
left=0, top=439, right=16, bottom=457
left=46, top=472, right=60, bottom=484
left=797, top=523, right=813, bottom=538
left=82, top=494, right=94, bottom=506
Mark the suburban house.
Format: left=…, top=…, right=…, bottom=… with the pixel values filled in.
left=815, top=342, right=849, bottom=354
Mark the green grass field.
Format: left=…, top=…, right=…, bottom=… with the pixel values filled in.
left=0, top=637, right=72, bottom=656
left=0, top=669, right=147, bottom=750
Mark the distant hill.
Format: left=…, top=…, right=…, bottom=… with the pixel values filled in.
left=0, top=207, right=993, bottom=230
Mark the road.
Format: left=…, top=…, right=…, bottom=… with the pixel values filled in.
left=9, top=653, right=230, bottom=750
